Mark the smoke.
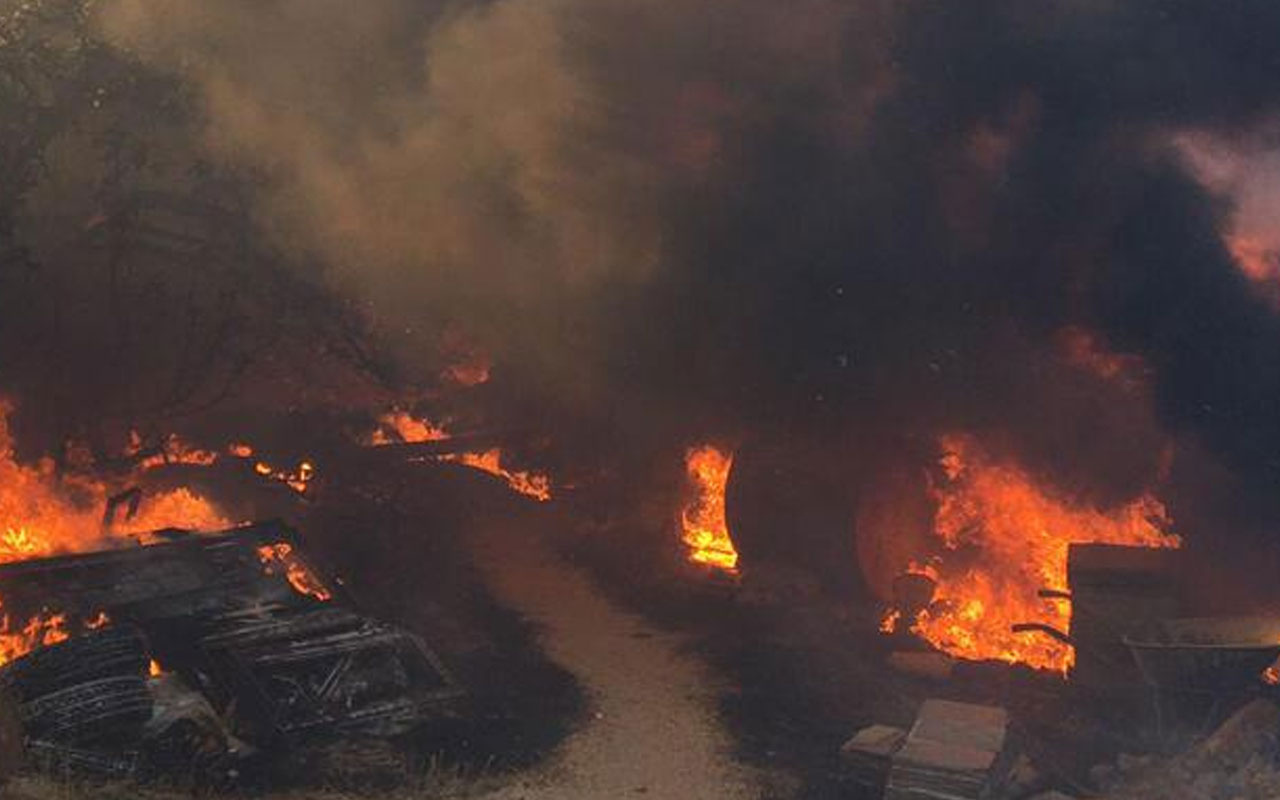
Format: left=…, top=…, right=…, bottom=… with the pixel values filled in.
left=70, top=0, right=1280, bottom=535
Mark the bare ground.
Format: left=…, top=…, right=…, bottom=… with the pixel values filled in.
left=463, top=521, right=781, bottom=800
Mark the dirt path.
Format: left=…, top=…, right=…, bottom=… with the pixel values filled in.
left=468, top=521, right=773, bottom=800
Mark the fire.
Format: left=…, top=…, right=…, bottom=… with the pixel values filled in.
left=681, top=446, right=740, bottom=573
left=369, top=410, right=452, bottom=445
left=253, top=459, right=315, bottom=495
left=0, top=401, right=230, bottom=553
left=442, top=449, right=553, bottom=502
left=257, top=543, right=333, bottom=601
left=0, top=398, right=231, bottom=665
left=1264, top=665, right=1280, bottom=686
left=881, top=435, right=1179, bottom=673
left=1, top=527, right=54, bottom=561
left=133, top=431, right=314, bottom=496
left=0, top=613, right=68, bottom=665
left=135, top=434, right=219, bottom=469
left=121, top=488, right=232, bottom=534
left=364, top=409, right=554, bottom=501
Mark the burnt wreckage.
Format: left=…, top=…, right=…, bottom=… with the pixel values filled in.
left=0, top=521, right=463, bottom=779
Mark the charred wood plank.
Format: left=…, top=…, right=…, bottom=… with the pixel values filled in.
left=0, top=626, right=149, bottom=703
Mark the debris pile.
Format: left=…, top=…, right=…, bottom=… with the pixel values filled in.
left=1093, top=699, right=1280, bottom=800
left=0, top=521, right=462, bottom=785
left=884, top=699, right=1010, bottom=800
left=844, top=543, right=1280, bottom=799
left=841, top=724, right=907, bottom=792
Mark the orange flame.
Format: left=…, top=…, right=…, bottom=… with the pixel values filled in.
left=364, top=410, right=554, bottom=501
left=0, top=402, right=230, bottom=552
left=443, top=449, right=553, bottom=502
left=681, top=446, right=740, bottom=573
left=257, top=543, right=333, bottom=601
left=881, top=434, right=1179, bottom=673
left=0, top=613, right=68, bottom=664
left=135, top=434, right=219, bottom=469
left=1230, top=236, right=1280, bottom=286
left=369, top=410, right=452, bottom=445
left=253, top=459, right=314, bottom=495
left=0, top=398, right=231, bottom=665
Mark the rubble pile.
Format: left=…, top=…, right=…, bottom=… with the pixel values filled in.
left=844, top=543, right=1280, bottom=800
left=0, top=522, right=463, bottom=786
left=1094, top=699, right=1280, bottom=800
left=884, top=699, right=1010, bottom=800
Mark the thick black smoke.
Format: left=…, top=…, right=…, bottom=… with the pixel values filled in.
left=10, top=1, right=1280, bottom=545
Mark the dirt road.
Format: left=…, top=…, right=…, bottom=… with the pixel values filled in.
left=469, top=522, right=774, bottom=800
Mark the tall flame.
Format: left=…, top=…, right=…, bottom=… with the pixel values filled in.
left=681, top=446, right=740, bottom=573
left=883, top=434, right=1179, bottom=673
left=0, top=399, right=231, bottom=665
left=0, top=402, right=229, bottom=555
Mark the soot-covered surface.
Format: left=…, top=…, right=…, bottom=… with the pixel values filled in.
left=299, top=459, right=587, bottom=781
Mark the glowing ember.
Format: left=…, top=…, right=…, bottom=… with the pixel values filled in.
left=364, top=409, right=554, bottom=501
left=253, top=459, right=315, bottom=494
left=258, top=543, right=333, bottom=601
left=0, top=613, right=68, bottom=665
left=681, top=446, right=740, bottom=573
left=443, top=449, right=553, bottom=502
left=133, top=432, right=312, bottom=495
left=369, top=410, right=452, bottom=445
left=880, top=434, right=1179, bottom=673
left=136, top=434, right=219, bottom=470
